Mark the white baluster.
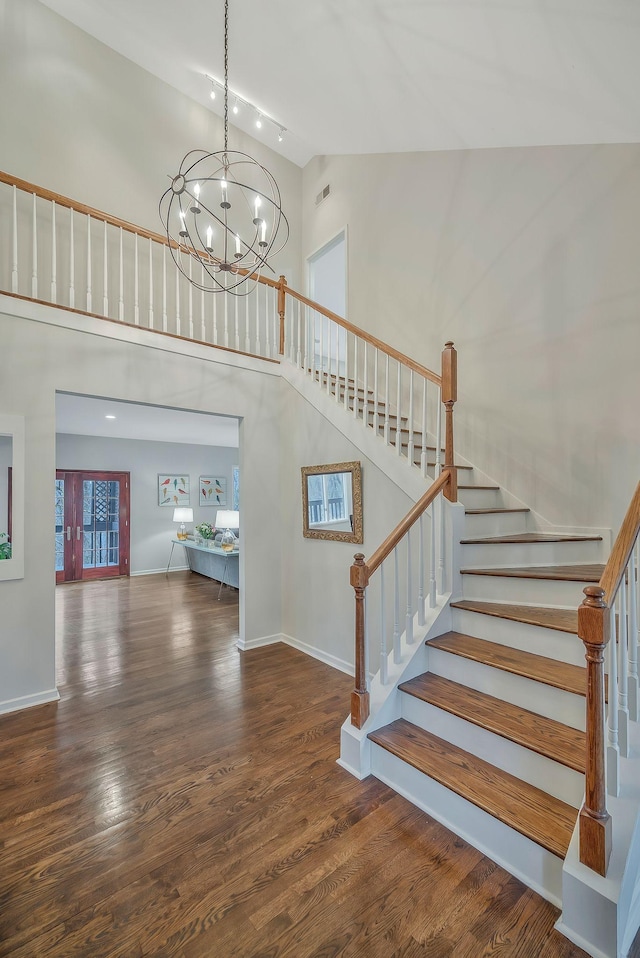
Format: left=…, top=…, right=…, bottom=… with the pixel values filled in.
left=373, top=349, right=379, bottom=435
left=300, top=301, right=306, bottom=370
left=174, top=261, right=180, bottom=335
left=418, top=514, right=425, bottom=627
left=435, top=388, right=443, bottom=478
left=50, top=200, right=57, bottom=304
left=11, top=185, right=18, bottom=293
left=86, top=213, right=92, bottom=312
left=148, top=238, right=154, bottom=329
left=630, top=544, right=639, bottom=721
left=406, top=529, right=414, bottom=644
left=618, top=586, right=629, bottom=757
left=31, top=193, right=38, bottom=299
left=364, top=585, right=370, bottom=686
left=384, top=354, right=390, bottom=443
left=362, top=342, right=369, bottom=426
left=344, top=336, right=350, bottom=412
left=235, top=295, right=240, bottom=351
left=380, top=564, right=388, bottom=685
left=244, top=295, right=250, bottom=353
left=327, top=322, right=333, bottom=396
left=296, top=301, right=302, bottom=368
left=407, top=370, right=415, bottom=467
left=393, top=547, right=401, bottom=664
left=118, top=228, right=124, bottom=321
left=396, top=363, right=402, bottom=456
left=352, top=338, right=359, bottom=420
left=335, top=326, right=341, bottom=404
left=421, top=378, right=428, bottom=477
left=429, top=499, right=437, bottom=607
left=318, top=314, right=324, bottom=385
left=162, top=245, right=168, bottom=332
left=134, top=234, right=140, bottom=325
left=102, top=220, right=108, bottom=317
left=201, top=272, right=206, bottom=341
left=255, top=289, right=260, bottom=355
left=213, top=294, right=218, bottom=345
left=68, top=208, right=75, bottom=308
left=188, top=258, right=194, bottom=338
left=607, top=604, right=620, bottom=796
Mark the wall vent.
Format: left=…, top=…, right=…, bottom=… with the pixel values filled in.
left=315, top=184, right=331, bottom=206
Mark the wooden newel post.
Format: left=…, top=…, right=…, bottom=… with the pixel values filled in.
left=441, top=341, right=457, bottom=503
left=578, top=585, right=612, bottom=876
left=278, top=275, right=287, bottom=356
left=350, top=553, right=370, bottom=728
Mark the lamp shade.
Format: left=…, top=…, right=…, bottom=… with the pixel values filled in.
left=216, top=510, right=239, bottom=530
left=173, top=507, right=193, bottom=523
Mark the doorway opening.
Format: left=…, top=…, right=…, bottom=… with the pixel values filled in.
left=307, top=230, right=347, bottom=375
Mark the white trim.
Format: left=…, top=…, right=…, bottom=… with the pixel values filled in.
left=131, top=566, right=188, bottom=576
left=553, top=921, right=613, bottom=958
left=0, top=687, right=60, bottom=716
left=235, top=632, right=282, bottom=652
left=280, top=632, right=353, bottom=675
left=336, top=757, right=369, bottom=780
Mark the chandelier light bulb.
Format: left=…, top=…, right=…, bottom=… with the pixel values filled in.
left=256, top=115, right=263, bottom=129
left=210, top=85, right=216, bottom=100
left=253, top=195, right=261, bottom=223
left=206, top=225, right=213, bottom=251
left=278, top=128, right=285, bottom=142
left=233, top=99, right=239, bottom=115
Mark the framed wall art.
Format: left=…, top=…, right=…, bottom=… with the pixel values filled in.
left=199, top=476, right=227, bottom=507
left=158, top=474, right=190, bottom=507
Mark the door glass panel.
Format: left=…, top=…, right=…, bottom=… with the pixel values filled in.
left=82, top=479, right=120, bottom=570
left=55, top=479, right=65, bottom=572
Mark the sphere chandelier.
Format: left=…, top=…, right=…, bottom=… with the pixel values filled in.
left=159, top=0, right=289, bottom=295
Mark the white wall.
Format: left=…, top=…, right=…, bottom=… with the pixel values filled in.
left=0, top=0, right=302, bottom=286
left=55, top=433, right=238, bottom=574
left=303, top=146, right=640, bottom=533
left=279, top=379, right=412, bottom=672
left=0, top=301, right=284, bottom=712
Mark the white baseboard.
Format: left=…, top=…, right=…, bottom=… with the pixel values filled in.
left=0, top=687, right=60, bottom=716
left=235, top=632, right=282, bottom=651
left=236, top=631, right=354, bottom=676
left=131, top=566, right=188, bottom=576
left=280, top=633, right=354, bottom=676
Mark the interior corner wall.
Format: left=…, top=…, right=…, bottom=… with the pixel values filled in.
left=0, top=0, right=302, bottom=287
left=0, top=306, right=283, bottom=712
left=279, top=379, right=412, bottom=672
left=55, top=433, right=239, bottom=575
left=302, top=146, right=640, bottom=533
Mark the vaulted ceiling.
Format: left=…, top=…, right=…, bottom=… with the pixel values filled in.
left=39, top=0, right=640, bottom=167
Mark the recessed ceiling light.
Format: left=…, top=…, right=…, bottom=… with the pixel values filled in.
left=105, top=414, right=116, bottom=420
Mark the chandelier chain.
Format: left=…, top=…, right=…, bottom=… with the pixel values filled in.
left=223, top=0, right=229, bottom=158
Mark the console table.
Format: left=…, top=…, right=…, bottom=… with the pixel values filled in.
left=168, top=539, right=239, bottom=598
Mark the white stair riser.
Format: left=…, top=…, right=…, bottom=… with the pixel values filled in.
left=427, top=647, right=586, bottom=731
left=460, top=539, right=604, bottom=567
left=450, top=608, right=584, bottom=666
left=456, top=487, right=503, bottom=510
left=370, top=743, right=565, bottom=906
left=463, top=512, right=530, bottom=537
left=461, top=573, right=593, bottom=607
left=400, top=694, right=584, bottom=806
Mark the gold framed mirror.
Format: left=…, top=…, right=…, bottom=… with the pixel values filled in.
left=301, top=461, right=363, bottom=543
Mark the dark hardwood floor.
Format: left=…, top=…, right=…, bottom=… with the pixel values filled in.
left=0, top=571, right=592, bottom=957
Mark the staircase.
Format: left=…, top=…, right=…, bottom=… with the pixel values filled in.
left=364, top=478, right=605, bottom=905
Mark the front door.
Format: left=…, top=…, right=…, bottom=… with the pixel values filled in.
left=55, top=471, right=130, bottom=583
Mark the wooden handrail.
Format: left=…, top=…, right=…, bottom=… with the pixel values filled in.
left=349, top=467, right=454, bottom=729
left=600, top=481, right=640, bottom=603
left=366, top=470, right=451, bottom=578
left=0, top=169, right=281, bottom=290
left=283, top=286, right=442, bottom=387
left=578, top=480, right=640, bottom=877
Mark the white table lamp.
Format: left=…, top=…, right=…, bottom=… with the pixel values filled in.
left=173, top=507, right=193, bottom=540
left=216, top=510, right=239, bottom=552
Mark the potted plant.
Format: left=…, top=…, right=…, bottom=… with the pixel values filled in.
left=195, top=521, right=215, bottom=546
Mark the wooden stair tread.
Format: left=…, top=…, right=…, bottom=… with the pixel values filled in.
left=465, top=507, right=529, bottom=515
left=428, top=631, right=588, bottom=697
left=451, top=599, right=578, bottom=634
left=461, top=564, right=605, bottom=582
left=460, top=532, right=603, bottom=545
left=368, top=719, right=577, bottom=858
left=399, top=673, right=585, bottom=772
